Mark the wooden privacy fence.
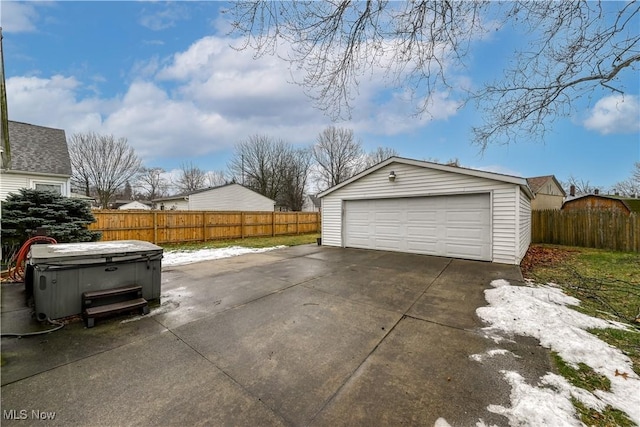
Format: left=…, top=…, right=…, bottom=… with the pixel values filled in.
left=88, top=211, right=320, bottom=245
left=531, top=210, right=640, bottom=252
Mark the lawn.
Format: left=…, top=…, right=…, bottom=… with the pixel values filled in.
left=521, top=244, right=640, bottom=426
left=161, top=233, right=320, bottom=252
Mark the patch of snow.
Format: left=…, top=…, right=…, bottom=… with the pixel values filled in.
left=486, top=371, right=583, bottom=427
left=434, top=418, right=452, bottom=427
left=50, top=242, right=137, bottom=253
left=475, top=279, right=640, bottom=425
left=162, top=245, right=286, bottom=267
left=470, top=349, right=518, bottom=362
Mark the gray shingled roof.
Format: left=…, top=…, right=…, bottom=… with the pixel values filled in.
left=7, top=120, right=72, bottom=176
left=526, top=175, right=566, bottom=196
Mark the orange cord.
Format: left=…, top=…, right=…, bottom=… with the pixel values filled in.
left=3, top=236, right=57, bottom=282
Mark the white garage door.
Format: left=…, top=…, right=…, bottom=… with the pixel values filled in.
left=344, top=194, right=491, bottom=261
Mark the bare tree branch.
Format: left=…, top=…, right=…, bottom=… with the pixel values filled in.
left=227, top=1, right=639, bottom=146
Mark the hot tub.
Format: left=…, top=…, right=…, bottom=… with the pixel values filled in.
left=28, top=240, right=162, bottom=321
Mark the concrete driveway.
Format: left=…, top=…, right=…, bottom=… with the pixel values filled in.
left=1, top=245, right=552, bottom=426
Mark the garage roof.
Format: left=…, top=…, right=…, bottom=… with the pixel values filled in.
left=318, top=157, right=534, bottom=199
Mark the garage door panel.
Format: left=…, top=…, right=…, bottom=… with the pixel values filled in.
left=445, top=210, right=486, bottom=223
left=373, top=238, right=403, bottom=251
left=445, top=228, right=485, bottom=240
left=345, top=195, right=491, bottom=261
left=406, top=239, right=438, bottom=253
left=407, top=225, right=437, bottom=237
left=377, top=227, right=402, bottom=237
left=375, top=212, right=401, bottom=222
left=445, top=243, right=486, bottom=259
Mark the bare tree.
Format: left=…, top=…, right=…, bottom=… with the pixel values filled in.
left=422, top=157, right=460, bottom=167
left=205, top=170, right=228, bottom=188
left=68, top=135, right=92, bottom=197
left=228, top=135, right=291, bottom=200
left=228, top=2, right=639, bottom=147
left=279, top=148, right=313, bottom=211
left=174, top=162, right=207, bottom=194
left=137, top=167, right=169, bottom=200
left=561, top=175, right=600, bottom=196
left=611, top=162, right=640, bottom=197
left=312, top=126, right=363, bottom=190
left=68, top=132, right=141, bottom=209
left=364, top=146, right=399, bottom=169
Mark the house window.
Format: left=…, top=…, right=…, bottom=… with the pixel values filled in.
left=33, top=182, right=63, bottom=195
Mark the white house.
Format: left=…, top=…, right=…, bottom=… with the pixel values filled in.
left=301, top=194, right=321, bottom=212
left=526, top=175, right=565, bottom=210
left=153, top=183, right=275, bottom=211
left=318, top=157, right=533, bottom=265
left=1, top=121, right=72, bottom=201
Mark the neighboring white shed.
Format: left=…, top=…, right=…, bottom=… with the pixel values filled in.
left=318, top=157, right=533, bottom=265
left=153, top=183, right=275, bottom=211
left=118, top=201, right=151, bottom=211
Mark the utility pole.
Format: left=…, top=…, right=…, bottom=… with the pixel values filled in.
left=0, top=27, right=10, bottom=169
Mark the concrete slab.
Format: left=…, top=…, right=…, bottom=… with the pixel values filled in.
left=266, top=243, right=325, bottom=258
left=305, top=247, right=385, bottom=265
left=246, top=256, right=336, bottom=284
left=151, top=268, right=294, bottom=329
left=1, top=247, right=552, bottom=427
left=1, top=316, right=167, bottom=386
left=1, top=332, right=286, bottom=426
left=366, top=250, right=453, bottom=275
left=173, top=284, right=402, bottom=426
left=309, top=317, right=512, bottom=427
left=304, top=263, right=443, bottom=313
left=407, top=258, right=524, bottom=330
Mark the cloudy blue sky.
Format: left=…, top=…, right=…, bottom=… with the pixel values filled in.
left=1, top=1, right=638, bottom=191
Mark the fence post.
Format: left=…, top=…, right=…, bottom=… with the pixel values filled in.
left=296, top=212, right=300, bottom=235
left=241, top=212, right=245, bottom=239
left=202, top=212, right=207, bottom=242
left=153, top=211, right=158, bottom=244
left=271, top=211, right=275, bottom=237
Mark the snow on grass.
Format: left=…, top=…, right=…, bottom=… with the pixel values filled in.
left=474, top=279, right=640, bottom=425
left=162, top=245, right=286, bottom=267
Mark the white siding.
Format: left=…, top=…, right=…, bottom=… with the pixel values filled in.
left=160, top=199, right=189, bottom=211
left=189, top=184, right=275, bottom=211
left=518, top=188, right=532, bottom=263
left=1, top=172, right=70, bottom=201
left=321, top=162, right=523, bottom=264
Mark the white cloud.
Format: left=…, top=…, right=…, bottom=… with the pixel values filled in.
left=356, top=90, right=461, bottom=136
left=6, top=32, right=465, bottom=170
left=6, top=75, right=104, bottom=132
left=138, top=5, right=190, bottom=31
left=0, top=2, right=39, bottom=33
left=583, top=94, right=640, bottom=135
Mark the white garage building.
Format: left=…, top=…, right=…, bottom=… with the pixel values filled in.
left=318, top=157, right=533, bottom=265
